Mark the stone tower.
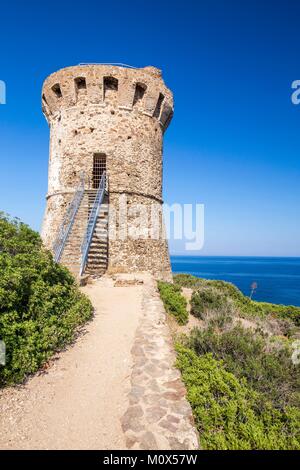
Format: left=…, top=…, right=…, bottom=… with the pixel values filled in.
left=41, top=64, right=173, bottom=280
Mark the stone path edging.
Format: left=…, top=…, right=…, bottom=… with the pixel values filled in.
left=120, top=275, right=199, bottom=450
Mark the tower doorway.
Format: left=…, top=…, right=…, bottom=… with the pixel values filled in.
left=92, top=153, right=106, bottom=189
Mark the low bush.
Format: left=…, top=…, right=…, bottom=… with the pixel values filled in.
left=187, top=326, right=300, bottom=409
left=173, top=273, right=205, bottom=289
left=0, top=213, right=93, bottom=385
left=190, top=287, right=235, bottom=328
left=176, top=344, right=300, bottom=450
left=157, top=281, right=188, bottom=325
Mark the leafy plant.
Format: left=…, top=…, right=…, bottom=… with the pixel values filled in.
left=0, top=213, right=93, bottom=385
left=157, top=281, right=188, bottom=325
left=176, top=344, right=300, bottom=450
left=187, top=326, right=300, bottom=409
left=190, top=287, right=235, bottom=328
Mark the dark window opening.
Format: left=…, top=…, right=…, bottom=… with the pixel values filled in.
left=42, top=94, right=50, bottom=114
left=164, top=109, right=173, bottom=129
left=103, top=76, right=118, bottom=99
left=52, top=83, right=62, bottom=98
left=93, top=154, right=106, bottom=189
left=153, top=93, right=164, bottom=118
left=75, top=77, right=87, bottom=90
left=133, top=83, right=147, bottom=106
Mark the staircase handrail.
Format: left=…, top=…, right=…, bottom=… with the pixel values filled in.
left=52, top=172, right=85, bottom=262
left=79, top=171, right=106, bottom=276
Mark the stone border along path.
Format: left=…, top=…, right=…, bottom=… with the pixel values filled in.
left=120, top=274, right=199, bottom=450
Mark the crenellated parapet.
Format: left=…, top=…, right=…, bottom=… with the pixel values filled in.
left=42, top=64, right=174, bottom=131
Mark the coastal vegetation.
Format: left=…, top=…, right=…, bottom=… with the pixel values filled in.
left=157, top=280, right=188, bottom=325
left=0, top=213, right=93, bottom=386
left=174, top=273, right=300, bottom=327
left=158, top=274, right=300, bottom=450
left=176, top=345, right=300, bottom=450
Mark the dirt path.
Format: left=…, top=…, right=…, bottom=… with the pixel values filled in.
left=0, top=279, right=142, bottom=450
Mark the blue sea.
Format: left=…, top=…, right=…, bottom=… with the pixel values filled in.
left=171, top=256, right=300, bottom=307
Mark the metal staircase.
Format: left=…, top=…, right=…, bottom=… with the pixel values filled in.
left=84, top=193, right=108, bottom=276
left=52, top=172, right=108, bottom=277
left=80, top=171, right=107, bottom=276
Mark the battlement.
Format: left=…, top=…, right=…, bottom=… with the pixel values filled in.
left=42, top=64, right=174, bottom=131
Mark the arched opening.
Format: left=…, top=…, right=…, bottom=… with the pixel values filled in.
left=74, top=77, right=87, bottom=101
left=164, top=109, right=173, bottom=129
left=42, top=94, right=51, bottom=115
left=153, top=93, right=164, bottom=118
left=103, top=76, right=118, bottom=100
left=92, top=153, right=106, bottom=189
left=51, top=83, right=62, bottom=98
left=75, top=77, right=87, bottom=90
left=133, top=83, right=147, bottom=106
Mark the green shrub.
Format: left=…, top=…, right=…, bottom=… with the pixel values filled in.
left=173, top=273, right=205, bottom=289
left=0, top=213, right=93, bottom=385
left=187, top=326, right=300, bottom=409
left=157, top=281, right=188, bottom=325
left=190, top=287, right=235, bottom=328
left=176, top=344, right=300, bottom=450
left=259, top=301, right=300, bottom=327
left=175, top=274, right=263, bottom=318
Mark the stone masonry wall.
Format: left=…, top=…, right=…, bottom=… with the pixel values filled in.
left=41, top=64, right=174, bottom=280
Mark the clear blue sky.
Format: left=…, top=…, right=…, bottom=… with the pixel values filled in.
left=0, top=0, right=300, bottom=256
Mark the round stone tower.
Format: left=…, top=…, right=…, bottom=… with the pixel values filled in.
left=41, top=64, right=173, bottom=280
